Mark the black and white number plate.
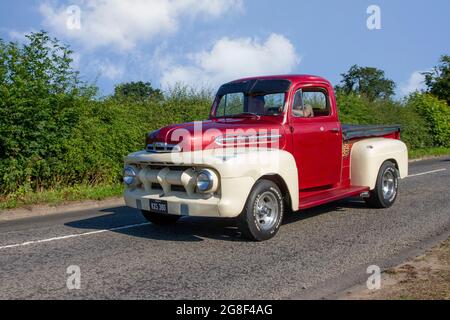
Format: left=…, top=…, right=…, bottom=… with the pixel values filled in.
left=149, top=199, right=168, bottom=214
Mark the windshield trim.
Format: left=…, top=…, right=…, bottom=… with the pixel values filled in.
left=213, top=91, right=287, bottom=118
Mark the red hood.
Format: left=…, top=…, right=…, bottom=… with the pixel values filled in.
left=146, top=118, right=286, bottom=151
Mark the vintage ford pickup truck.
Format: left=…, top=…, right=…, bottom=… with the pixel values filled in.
left=123, top=75, right=408, bottom=241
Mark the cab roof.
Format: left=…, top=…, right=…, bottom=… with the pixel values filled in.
left=231, top=74, right=332, bottom=86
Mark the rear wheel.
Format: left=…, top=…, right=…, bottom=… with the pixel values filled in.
left=365, top=161, right=399, bottom=208
left=237, top=180, right=284, bottom=241
left=141, top=210, right=181, bottom=225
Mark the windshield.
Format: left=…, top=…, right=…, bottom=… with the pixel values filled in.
left=215, top=92, right=286, bottom=117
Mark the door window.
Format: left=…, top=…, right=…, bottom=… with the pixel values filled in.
left=292, top=88, right=330, bottom=118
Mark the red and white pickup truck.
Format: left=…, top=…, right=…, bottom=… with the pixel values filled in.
left=123, top=75, right=408, bottom=241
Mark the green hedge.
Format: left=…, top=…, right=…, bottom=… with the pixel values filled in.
left=0, top=89, right=211, bottom=194
left=58, top=90, right=211, bottom=189
left=406, top=93, right=450, bottom=147
left=2, top=90, right=448, bottom=195
left=336, top=92, right=443, bottom=150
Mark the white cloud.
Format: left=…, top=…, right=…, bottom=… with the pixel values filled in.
left=8, top=29, right=36, bottom=42
left=39, top=0, right=243, bottom=51
left=97, top=59, right=124, bottom=80
left=160, top=33, right=300, bottom=89
left=400, top=71, right=426, bottom=96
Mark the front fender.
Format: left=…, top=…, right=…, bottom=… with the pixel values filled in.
left=212, top=149, right=299, bottom=214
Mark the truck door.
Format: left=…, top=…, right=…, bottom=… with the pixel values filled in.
left=290, top=85, right=342, bottom=190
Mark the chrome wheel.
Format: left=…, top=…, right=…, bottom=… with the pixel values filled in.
left=238, top=179, right=284, bottom=241
left=254, top=191, right=279, bottom=231
left=382, top=169, right=397, bottom=202
left=365, top=161, right=399, bottom=209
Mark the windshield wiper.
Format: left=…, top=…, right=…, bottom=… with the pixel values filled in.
left=228, top=112, right=261, bottom=119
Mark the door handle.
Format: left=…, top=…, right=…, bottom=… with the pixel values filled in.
left=330, top=128, right=340, bottom=133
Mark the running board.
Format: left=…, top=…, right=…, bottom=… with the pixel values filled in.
left=299, top=186, right=370, bottom=210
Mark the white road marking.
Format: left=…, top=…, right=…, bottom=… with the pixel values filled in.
left=0, top=222, right=150, bottom=251
left=407, top=168, right=447, bottom=178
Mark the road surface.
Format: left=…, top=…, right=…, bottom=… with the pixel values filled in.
left=0, top=157, right=449, bottom=299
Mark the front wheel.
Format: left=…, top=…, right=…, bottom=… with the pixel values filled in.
left=237, top=180, right=284, bottom=241
left=141, top=210, right=181, bottom=225
left=365, top=161, right=399, bottom=208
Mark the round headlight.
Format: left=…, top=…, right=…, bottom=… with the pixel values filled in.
left=123, top=166, right=138, bottom=186
left=196, top=170, right=214, bottom=193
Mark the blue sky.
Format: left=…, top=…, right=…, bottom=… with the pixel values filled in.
left=1, top=0, right=449, bottom=97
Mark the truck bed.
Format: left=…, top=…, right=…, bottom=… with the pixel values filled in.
left=342, top=124, right=401, bottom=141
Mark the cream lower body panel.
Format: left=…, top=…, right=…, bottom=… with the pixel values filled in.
left=125, top=148, right=299, bottom=212
left=124, top=176, right=255, bottom=218
left=351, top=138, right=408, bottom=190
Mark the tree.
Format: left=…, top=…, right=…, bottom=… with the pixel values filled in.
left=335, top=65, right=396, bottom=101
left=113, top=81, right=162, bottom=101
left=0, top=31, right=93, bottom=193
left=423, top=55, right=450, bottom=105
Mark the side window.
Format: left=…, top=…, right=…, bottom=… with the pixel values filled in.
left=303, top=90, right=329, bottom=117
left=292, top=88, right=330, bottom=118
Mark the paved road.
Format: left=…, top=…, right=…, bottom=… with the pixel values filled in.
left=0, top=158, right=449, bottom=299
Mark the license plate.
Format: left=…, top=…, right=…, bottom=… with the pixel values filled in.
left=149, top=199, right=168, bottom=214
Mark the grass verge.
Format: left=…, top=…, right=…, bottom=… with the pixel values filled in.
left=0, top=184, right=123, bottom=211
left=343, top=237, right=450, bottom=300
left=409, top=147, right=450, bottom=160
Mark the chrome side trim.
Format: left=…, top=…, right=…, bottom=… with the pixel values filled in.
left=215, top=134, right=282, bottom=145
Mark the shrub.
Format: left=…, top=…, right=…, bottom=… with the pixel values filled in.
left=406, top=93, right=450, bottom=147
left=336, top=92, right=379, bottom=124
left=336, top=92, right=435, bottom=149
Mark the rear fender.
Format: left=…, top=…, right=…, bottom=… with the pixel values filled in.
left=350, top=138, right=408, bottom=190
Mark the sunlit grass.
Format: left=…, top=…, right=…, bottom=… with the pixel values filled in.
left=409, top=147, right=450, bottom=159
left=0, top=184, right=123, bottom=210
